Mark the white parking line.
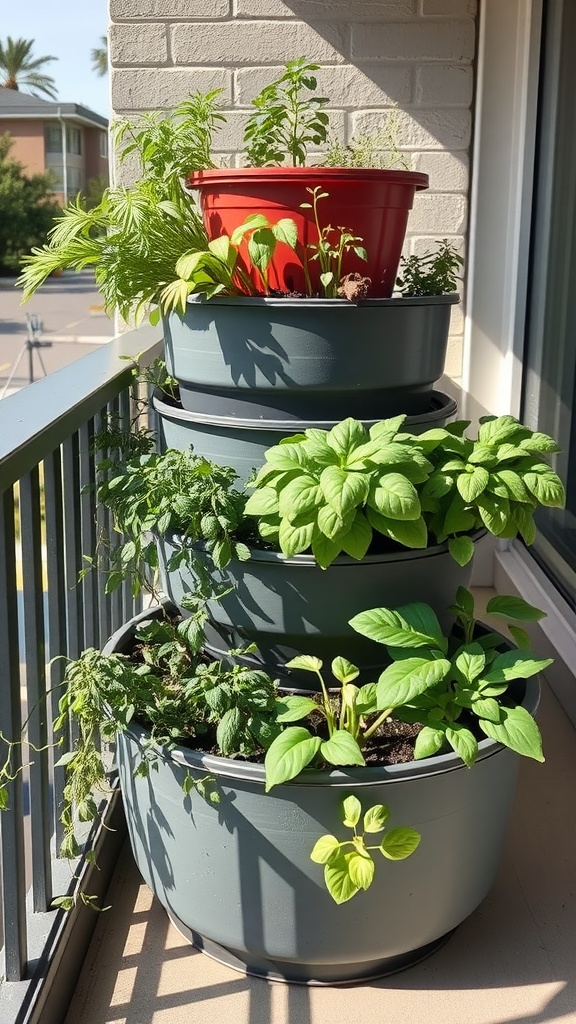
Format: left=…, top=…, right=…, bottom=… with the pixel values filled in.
left=41, top=335, right=113, bottom=345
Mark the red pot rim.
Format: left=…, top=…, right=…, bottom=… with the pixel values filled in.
left=186, top=167, right=429, bottom=191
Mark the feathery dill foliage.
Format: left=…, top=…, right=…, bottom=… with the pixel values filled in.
left=18, top=92, right=226, bottom=320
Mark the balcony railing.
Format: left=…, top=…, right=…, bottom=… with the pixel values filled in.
left=0, top=325, right=161, bottom=1024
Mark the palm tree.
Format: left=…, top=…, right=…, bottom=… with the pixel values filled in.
left=91, top=36, right=108, bottom=77
left=0, top=37, right=58, bottom=100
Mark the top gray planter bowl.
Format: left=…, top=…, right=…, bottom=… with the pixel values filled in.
left=163, top=293, right=459, bottom=420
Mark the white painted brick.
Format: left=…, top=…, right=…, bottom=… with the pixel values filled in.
left=444, top=334, right=463, bottom=379
left=109, top=23, right=168, bottom=67
left=215, top=108, right=345, bottom=150
left=352, top=108, right=471, bottom=151
left=112, top=68, right=232, bottom=110
left=110, top=0, right=230, bottom=17
left=416, top=64, right=473, bottom=105
left=171, top=21, right=348, bottom=66
left=412, top=151, right=468, bottom=191
left=406, top=192, right=467, bottom=234
left=234, top=0, right=415, bottom=19
left=235, top=64, right=412, bottom=108
left=408, top=234, right=465, bottom=260
left=351, top=20, right=475, bottom=61
left=420, top=0, right=477, bottom=15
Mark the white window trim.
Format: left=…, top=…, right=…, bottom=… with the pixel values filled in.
left=465, top=0, right=576, bottom=726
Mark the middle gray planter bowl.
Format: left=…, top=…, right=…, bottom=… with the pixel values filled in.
left=156, top=534, right=479, bottom=687
left=153, top=388, right=458, bottom=486
left=163, top=293, right=459, bottom=421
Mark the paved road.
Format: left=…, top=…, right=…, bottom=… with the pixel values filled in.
left=0, top=270, right=114, bottom=396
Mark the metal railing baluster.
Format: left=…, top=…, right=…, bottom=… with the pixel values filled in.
left=0, top=487, right=27, bottom=979
left=19, top=469, right=52, bottom=912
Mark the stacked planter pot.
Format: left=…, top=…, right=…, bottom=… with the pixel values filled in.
left=109, top=607, right=539, bottom=985
left=115, top=168, right=524, bottom=982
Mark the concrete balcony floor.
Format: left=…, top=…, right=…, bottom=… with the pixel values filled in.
left=64, top=679, right=576, bottom=1024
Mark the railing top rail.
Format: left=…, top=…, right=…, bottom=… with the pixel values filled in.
left=0, top=326, right=162, bottom=492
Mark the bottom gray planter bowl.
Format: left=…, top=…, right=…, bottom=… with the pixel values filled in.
left=109, top=606, right=538, bottom=985
left=153, top=388, right=457, bottom=486
left=157, top=533, right=481, bottom=688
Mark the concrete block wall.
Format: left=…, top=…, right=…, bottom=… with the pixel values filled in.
left=109, top=0, right=477, bottom=379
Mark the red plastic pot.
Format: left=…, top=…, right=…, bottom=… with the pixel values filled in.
left=187, top=167, right=428, bottom=298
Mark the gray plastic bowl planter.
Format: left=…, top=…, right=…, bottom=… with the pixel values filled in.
left=153, top=388, right=458, bottom=486
left=156, top=533, right=480, bottom=687
left=162, top=293, right=459, bottom=420
left=108, top=605, right=538, bottom=985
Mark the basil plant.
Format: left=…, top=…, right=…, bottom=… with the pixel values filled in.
left=244, top=414, right=565, bottom=568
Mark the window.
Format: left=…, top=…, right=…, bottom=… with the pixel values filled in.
left=67, top=127, right=81, bottom=155
left=522, top=0, right=576, bottom=607
left=99, top=131, right=108, bottom=158
left=67, top=167, right=83, bottom=193
left=45, top=124, right=62, bottom=153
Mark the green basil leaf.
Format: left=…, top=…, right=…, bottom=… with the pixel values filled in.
left=339, top=510, right=372, bottom=560
left=278, top=475, right=321, bottom=522
left=370, top=473, right=421, bottom=520
left=320, top=730, right=365, bottom=767
left=479, top=705, right=544, bottom=761
left=524, top=471, right=566, bottom=507
left=366, top=507, right=428, bottom=548
left=445, top=723, right=478, bottom=766
left=278, top=516, right=316, bottom=556
left=348, top=852, right=375, bottom=890
left=376, top=657, right=451, bottom=708
left=471, top=695, right=501, bottom=722
left=342, top=794, right=362, bottom=827
left=363, top=804, right=390, bottom=833
left=264, top=728, right=322, bottom=790
left=244, top=486, right=280, bottom=516
left=478, top=415, right=525, bottom=446
left=320, top=466, right=369, bottom=517
left=276, top=696, right=318, bottom=722
left=457, top=467, right=490, bottom=502
left=285, top=655, right=323, bottom=673
left=455, top=644, right=486, bottom=682
left=331, top=657, right=360, bottom=684
left=349, top=606, right=443, bottom=649
left=485, top=595, right=546, bottom=621
left=380, top=827, right=421, bottom=861
left=413, top=725, right=445, bottom=759
left=324, top=852, right=360, bottom=904
left=326, top=418, right=368, bottom=458
left=448, top=534, right=475, bottom=565
left=310, top=834, right=341, bottom=865
left=311, top=531, right=342, bottom=568
left=482, top=649, right=553, bottom=683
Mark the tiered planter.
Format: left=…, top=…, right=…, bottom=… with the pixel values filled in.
left=110, top=607, right=539, bottom=985
left=187, top=167, right=429, bottom=298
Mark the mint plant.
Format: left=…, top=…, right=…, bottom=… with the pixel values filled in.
left=396, top=239, right=463, bottom=296
left=244, top=58, right=330, bottom=167
left=300, top=187, right=367, bottom=298
left=310, top=795, right=421, bottom=904
left=245, top=415, right=566, bottom=568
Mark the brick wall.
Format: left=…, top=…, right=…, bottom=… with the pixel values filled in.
left=109, top=0, right=477, bottom=377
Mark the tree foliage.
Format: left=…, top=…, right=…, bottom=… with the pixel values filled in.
left=91, top=36, right=108, bottom=78
left=0, top=37, right=58, bottom=99
left=0, top=133, right=60, bottom=274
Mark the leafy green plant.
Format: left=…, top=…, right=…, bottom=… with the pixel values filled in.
left=53, top=614, right=280, bottom=862
left=396, top=239, right=463, bottom=296
left=310, top=795, right=421, bottom=904
left=300, top=187, right=367, bottom=297
left=245, top=415, right=566, bottom=568
left=244, top=58, right=330, bottom=167
left=95, top=440, right=251, bottom=596
left=264, top=590, right=549, bottom=797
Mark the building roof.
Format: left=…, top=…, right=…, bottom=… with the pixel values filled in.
left=0, top=88, right=108, bottom=128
